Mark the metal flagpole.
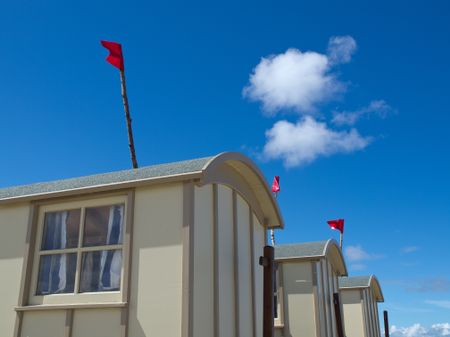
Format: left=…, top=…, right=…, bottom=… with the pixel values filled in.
left=340, top=232, right=343, bottom=250
left=120, top=69, right=138, bottom=169
left=270, top=192, right=277, bottom=246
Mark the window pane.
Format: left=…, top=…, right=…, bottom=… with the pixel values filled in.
left=41, top=209, right=80, bottom=250
left=83, top=204, right=124, bottom=247
left=79, top=250, right=122, bottom=292
left=36, top=253, right=77, bottom=295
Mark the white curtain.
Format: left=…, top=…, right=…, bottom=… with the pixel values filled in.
left=41, top=211, right=69, bottom=294
left=98, top=205, right=123, bottom=290
left=80, top=205, right=123, bottom=292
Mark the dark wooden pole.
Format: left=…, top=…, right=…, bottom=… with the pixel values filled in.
left=384, top=310, right=390, bottom=337
left=333, top=293, right=345, bottom=337
left=120, top=69, right=138, bottom=169
left=259, top=245, right=274, bottom=337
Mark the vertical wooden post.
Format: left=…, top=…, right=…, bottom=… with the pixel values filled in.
left=383, top=310, right=390, bottom=337
left=333, top=293, right=345, bottom=337
left=120, top=69, right=139, bottom=169
left=259, top=245, right=274, bottom=337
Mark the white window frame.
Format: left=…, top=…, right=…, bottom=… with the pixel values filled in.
left=28, top=194, right=130, bottom=306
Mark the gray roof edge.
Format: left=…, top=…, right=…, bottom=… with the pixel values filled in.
left=0, top=171, right=203, bottom=204
left=339, top=275, right=384, bottom=302
left=0, top=155, right=215, bottom=204
left=274, top=240, right=329, bottom=259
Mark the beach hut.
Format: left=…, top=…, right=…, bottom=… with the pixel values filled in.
left=0, top=152, right=283, bottom=337
left=274, top=240, right=348, bottom=337
left=339, top=275, right=384, bottom=337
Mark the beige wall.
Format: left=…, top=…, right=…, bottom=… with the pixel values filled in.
left=253, top=215, right=264, bottom=337
left=128, top=183, right=184, bottom=337
left=72, top=308, right=122, bottom=337
left=192, top=185, right=214, bottom=337
left=341, top=289, right=365, bottom=337
left=217, top=185, right=236, bottom=337
left=281, top=262, right=316, bottom=337
left=236, top=194, right=253, bottom=337
left=0, top=203, right=30, bottom=337
left=362, top=288, right=382, bottom=337
left=2, top=179, right=268, bottom=337
left=341, top=288, right=382, bottom=337
left=278, top=259, right=344, bottom=337
left=21, top=310, right=66, bottom=337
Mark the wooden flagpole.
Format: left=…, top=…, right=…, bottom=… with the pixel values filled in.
left=120, top=69, right=138, bottom=169
left=383, top=310, right=390, bottom=337
left=259, top=246, right=275, bottom=337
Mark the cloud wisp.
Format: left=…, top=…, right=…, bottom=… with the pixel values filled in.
left=402, top=246, right=419, bottom=254
left=390, top=323, right=450, bottom=337
left=426, top=300, right=450, bottom=310
left=332, top=100, right=393, bottom=126
left=407, top=277, right=450, bottom=293
left=344, top=244, right=384, bottom=270
left=327, top=35, right=357, bottom=65
left=263, top=116, right=370, bottom=167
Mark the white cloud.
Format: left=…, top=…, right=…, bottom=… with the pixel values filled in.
left=426, top=301, right=450, bottom=310
left=390, top=323, right=450, bottom=337
left=243, top=36, right=394, bottom=167
left=408, top=278, right=450, bottom=293
left=332, top=100, right=393, bottom=126
left=243, top=47, right=345, bottom=114
left=432, top=324, right=450, bottom=335
left=349, top=263, right=367, bottom=271
left=262, top=116, right=370, bottom=167
left=344, top=244, right=384, bottom=262
left=402, top=246, right=419, bottom=254
left=327, top=35, right=357, bottom=64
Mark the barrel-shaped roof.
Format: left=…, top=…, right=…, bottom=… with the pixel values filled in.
left=339, top=275, right=384, bottom=302
left=275, top=239, right=348, bottom=276
left=0, top=152, right=283, bottom=228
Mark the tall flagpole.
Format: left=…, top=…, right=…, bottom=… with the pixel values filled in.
left=120, top=69, right=138, bottom=169
left=101, top=40, right=139, bottom=169
left=339, top=232, right=343, bottom=250
left=270, top=192, right=277, bottom=246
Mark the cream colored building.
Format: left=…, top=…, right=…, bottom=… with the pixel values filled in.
left=0, top=152, right=283, bottom=337
left=274, top=240, right=348, bottom=337
left=339, top=275, right=384, bottom=337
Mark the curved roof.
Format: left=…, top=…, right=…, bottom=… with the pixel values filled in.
left=275, top=239, right=347, bottom=276
left=0, top=152, right=283, bottom=228
left=339, top=275, right=384, bottom=302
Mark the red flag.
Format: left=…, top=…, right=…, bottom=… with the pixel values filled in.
left=101, top=40, right=124, bottom=70
left=327, top=219, right=344, bottom=234
left=271, top=176, right=280, bottom=193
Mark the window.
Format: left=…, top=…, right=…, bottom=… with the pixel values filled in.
left=29, top=195, right=129, bottom=305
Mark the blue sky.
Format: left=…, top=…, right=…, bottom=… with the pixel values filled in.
left=1, top=0, right=449, bottom=332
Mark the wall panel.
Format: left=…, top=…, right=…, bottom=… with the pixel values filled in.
left=21, top=311, right=65, bottom=337
left=236, top=195, right=253, bottom=337
left=72, top=309, right=121, bottom=337
left=252, top=215, right=264, bottom=337
left=193, top=185, right=214, bottom=337
left=0, top=203, right=29, bottom=336
left=217, top=185, right=235, bottom=337
left=128, top=184, right=184, bottom=337
left=341, top=290, right=365, bottom=337
left=283, top=262, right=315, bottom=337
